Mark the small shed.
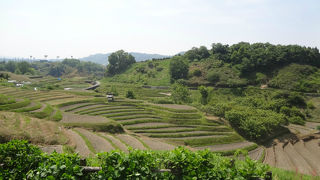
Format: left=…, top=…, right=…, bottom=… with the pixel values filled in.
left=106, top=93, right=114, bottom=102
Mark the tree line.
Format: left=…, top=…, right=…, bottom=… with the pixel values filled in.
left=0, top=59, right=105, bottom=78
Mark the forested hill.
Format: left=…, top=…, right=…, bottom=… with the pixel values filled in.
left=80, top=52, right=169, bottom=65
left=105, top=42, right=320, bottom=92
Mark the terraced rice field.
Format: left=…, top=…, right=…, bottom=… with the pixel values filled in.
left=264, top=137, right=320, bottom=175
left=0, top=87, right=90, bottom=120
left=59, top=99, right=255, bottom=155
left=0, top=86, right=263, bottom=162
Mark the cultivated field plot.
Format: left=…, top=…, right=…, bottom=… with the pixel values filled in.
left=264, top=136, right=320, bottom=176
left=0, top=87, right=93, bottom=120
left=59, top=99, right=254, bottom=154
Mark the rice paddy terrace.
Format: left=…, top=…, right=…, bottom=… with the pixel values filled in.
left=1, top=86, right=320, bottom=176
left=58, top=97, right=260, bottom=157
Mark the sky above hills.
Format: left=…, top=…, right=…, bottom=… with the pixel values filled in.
left=0, top=0, right=319, bottom=59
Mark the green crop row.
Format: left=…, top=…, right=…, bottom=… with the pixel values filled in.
left=133, top=128, right=196, bottom=134
left=50, top=109, right=63, bottom=121
left=82, top=108, right=144, bottom=115
left=183, top=134, right=244, bottom=147
left=29, top=104, right=54, bottom=119
left=120, top=119, right=163, bottom=126
left=0, top=99, right=31, bottom=110
left=12, top=102, right=42, bottom=112
left=147, top=132, right=230, bottom=138
left=64, top=103, right=97, bottom=112
left=63, top=122, right=124, bottom=134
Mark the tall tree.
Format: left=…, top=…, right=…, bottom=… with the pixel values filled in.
left=106, top=50, right=136, bottom=76
left=169, top=56, right=189, bottom=81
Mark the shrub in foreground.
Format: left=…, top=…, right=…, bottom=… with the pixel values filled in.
left=0, top=140, right=270, bottom=179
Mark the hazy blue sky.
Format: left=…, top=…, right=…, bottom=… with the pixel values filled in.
left=0, top=0, right=319, bottom=59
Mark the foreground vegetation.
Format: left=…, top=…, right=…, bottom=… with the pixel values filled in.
left=0, top=140, right=270, bottom=179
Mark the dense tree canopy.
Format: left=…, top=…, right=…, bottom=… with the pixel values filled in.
left=169, top=56, right=189, bottom=80
left=185, top=46, right=210, bottom=61
left=106, top=50, right=136, bottom=76
left=0, top=59, right=105, bottom=77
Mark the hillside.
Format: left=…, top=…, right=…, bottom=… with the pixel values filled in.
left=1, top=43, right=320, bottom=178
left=80, top=52, right=170, bottom=65
left=104, top=42, right=320, bottom=92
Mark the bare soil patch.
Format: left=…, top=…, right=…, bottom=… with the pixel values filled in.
left=305, top=122, right=320, bottom=130
left=304, top=139, right=320, bottom=159
left=140, top=136, right=176, bottom=151
left=248, top=147, right=264, bottom=161
left=152, top=104, right=196, bottom=110
left=75, top=128, right=114, bottom=153
left=99, top=133, right=129, bottom=153
left=284, top=142, right=313, bottom=175
left=116, top=134, right=147, bottom=150
left=61, top=112, right=111, bottom=123
left=264, top=146, right=275, bottom=167
left=274, top=142, right=295, bottom=171
left=66, top=129, right=92, bottom=157
left=288, top=124, right=317, bottom=135
left=294, top=140, right=320, bottom=175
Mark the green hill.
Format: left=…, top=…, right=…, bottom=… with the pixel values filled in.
left=103, top=42, right=320, bottom=92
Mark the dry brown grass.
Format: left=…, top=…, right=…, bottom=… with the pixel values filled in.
left=0, top=111, right=68, bottom=145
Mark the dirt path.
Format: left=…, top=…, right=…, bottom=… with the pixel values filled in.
left=75, top=128, right=114, bottom=153
left=61, top=112, right=111, bottom=123
left=66, top=129, right=92, bottom=157
left=274, top=143, right=295, bottom=171
left=140, top=136, right=176, bottom=151
left=116, top=134, right=147, bottom=150
left=294, top=140, right=320, bottom=175
left=99, top=133, right=129, bottom=153
left=264, top=146, right=275, bottom=167
left=196, top=141, right=254, bottom=151
left=284, top=142, right=313, bottom=175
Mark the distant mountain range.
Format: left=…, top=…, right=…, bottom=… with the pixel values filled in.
left=80, top=52, right=171, bottom=65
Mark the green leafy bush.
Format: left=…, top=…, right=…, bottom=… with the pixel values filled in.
left=126, top=90, right=135, bottom=99
left=0, top=94, right=15, bottom=105
left=207, top=71, right=220, bottom=83
left=97, top=149, right=164, bottom=179
left=192, top=69, right=202, bottom=77
left=0, top=140, right=43, bottom=179
left=226, top=107, right=286, bottom=140
left=1, top=140, right=270, bottom=180
left=27, top=152, right=86, bottom=180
